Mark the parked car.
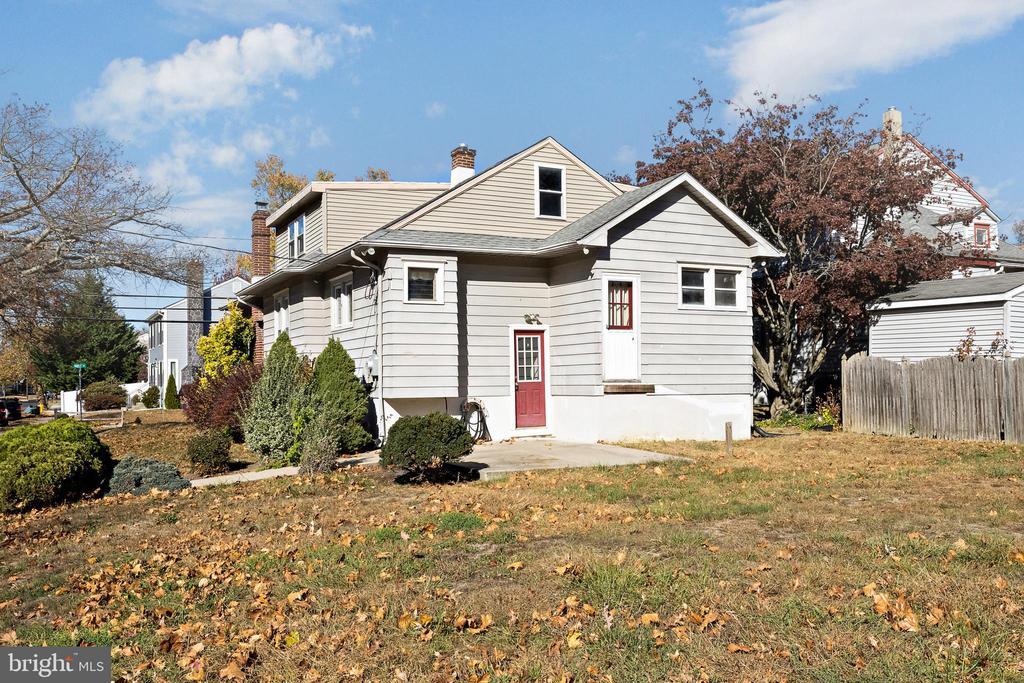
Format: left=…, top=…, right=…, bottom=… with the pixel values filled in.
left=1, top=398, right=22, bottom=421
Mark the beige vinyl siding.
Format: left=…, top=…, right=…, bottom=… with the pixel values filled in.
left=325, top=187, right=446, bottom=252
left=549, top=255, right=602, bottom=395
left=595, top=190, right=755, bottom=395
left=869, top=302, right=1005, bottom=362
left=462, top=257, right=550, bottom=396
left=381, top=252, right=459, bottom=398
left=399, top=142, right=619, bottom=239
left=274, top=201, right=323, bottom=269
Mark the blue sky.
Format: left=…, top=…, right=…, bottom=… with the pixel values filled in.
left=3, top=0, right=1024, bottom=316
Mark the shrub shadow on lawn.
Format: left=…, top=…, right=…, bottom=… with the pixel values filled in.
left=393, top=462, right=484, bottom=485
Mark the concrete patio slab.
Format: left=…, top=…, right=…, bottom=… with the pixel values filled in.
left=190, top=442, right=684, bottom=487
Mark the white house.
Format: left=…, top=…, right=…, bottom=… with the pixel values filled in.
left=869, top=271, right=1024, bottom=361
left=238, top=138, right=781, bottom=442
left=146, top=276, right=249, bottom=397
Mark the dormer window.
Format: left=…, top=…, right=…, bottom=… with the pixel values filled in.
left=536, top=164, right=565, bottom=218
left=974, top=223, right=991, bottom=247
left=288, top=215, right=305, bottom=259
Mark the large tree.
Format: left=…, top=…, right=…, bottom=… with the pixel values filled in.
left=30, top=273, right=144, bottom=392
left=636, top=90, right=957, bottom=412
left=1, top=100, right=188, bottom=338
left=251, top=154, right=335, bottom=210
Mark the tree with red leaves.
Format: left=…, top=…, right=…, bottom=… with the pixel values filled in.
left=636, top=89, right=960, bottom=413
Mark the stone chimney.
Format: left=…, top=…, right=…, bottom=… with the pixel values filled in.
left=251, top=201, right=271, bottom=365
left=183, top=260, right=203, bottom=386
left=882, top=107, right=902, bottom=138
left=450, top=144, right=476, bottom=185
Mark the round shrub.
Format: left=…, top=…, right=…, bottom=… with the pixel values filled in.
left=81, top=379, right=127, bottom=411
left=379, top=412, right=474, bottom=476
left=141, top=386, right=160, bottom=409
left=107, top=456, right=191, bottom=496
left=0, top=417, right=113, bottom=512
left=186, top=429, right=232, bottom=475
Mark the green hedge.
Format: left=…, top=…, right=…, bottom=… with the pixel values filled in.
left=379, top=412, right=473, bottom=475
left=81, top=379, right=127, bottom=411
left=0, top=418, right=113, bottom=512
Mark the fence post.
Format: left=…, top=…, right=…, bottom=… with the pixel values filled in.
left=1004, top=357, right=1015, bottom=443
left=900, top=359, right=911, bottom=436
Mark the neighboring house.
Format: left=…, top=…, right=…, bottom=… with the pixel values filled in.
left=883, top=108, right=1021, bottom=273
left=146, top=276, right=249, bottom=397
left=869, top=271, right=1024, bottom=361
left=238, top=138, right=780, bottom=442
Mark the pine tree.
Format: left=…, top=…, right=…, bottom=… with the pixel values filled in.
left=30, top=273, right=144, bottom=392
left=242, top=332, right=306, bottom=465
left=299, top=339, right=372, bottom=473
left=163, top=374, right=181, bottom=409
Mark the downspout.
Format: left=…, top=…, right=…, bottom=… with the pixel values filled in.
left=351, top=249, right=386, bottom=441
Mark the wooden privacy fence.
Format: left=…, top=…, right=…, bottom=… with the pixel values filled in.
left=842, top=354, right=1024, bottom=442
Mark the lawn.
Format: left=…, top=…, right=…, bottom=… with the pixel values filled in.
left=1, top=431, right=1022, bottom=681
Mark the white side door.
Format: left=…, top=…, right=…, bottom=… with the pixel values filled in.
left=602, top=275, right=640, bottom=381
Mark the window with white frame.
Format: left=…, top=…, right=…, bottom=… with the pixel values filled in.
left=273, top=290, right=289, bottom=336
left=331, top=274, right=354, bottom=328
left=536, top=165, right=565, bottom=218
left=974, top=223, right=991, bottom=247
left=404, top=261, right=444, bottom=304
left=288, top=215, right=305, bottom=259
left=678, top=265, right=745, bottom=310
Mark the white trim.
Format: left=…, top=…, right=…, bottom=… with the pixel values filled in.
left=577, top=173, right=783, bottom=259
left=534, top=162, right=566, bottom=220
left=507, top=324, right=552, bottom=432
left=167, top=359, right=179, bottom=390
left=676, top=262, right=748, bottom=312
left=402, top=259, right=446, bottom=305
left=869, top=284, right=1024, bottom=311
left=329, top=273, right=354, bottom=329
left=601, top=272, right=642, bottom=382
left=381, top=137, right=623, bottom=232
left=273, top=288, right=290, bottom=337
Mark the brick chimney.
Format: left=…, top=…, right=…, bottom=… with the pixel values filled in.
left=450, top=144, right=476, bottom=185
left=882, top=107, right=902, bottom=138
left=251, top=200, right=271, bottom=365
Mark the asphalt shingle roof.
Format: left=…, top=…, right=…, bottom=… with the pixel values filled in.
left=882, top=271, right=1024, bottom=304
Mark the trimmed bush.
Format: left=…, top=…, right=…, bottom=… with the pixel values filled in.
left=81, top=379, right=127, bottom=411
left=299, top=340, right=372, bottom=474
left=107, top=456, right=190, bottom=496
left=163, top=375, right=180, bottom=409
left=181, top=363, right=261, bottom=439
left=186, top=429, right=232, bottom=475
left=379, top=412, right=474, bottom=476
left=141, top=386, right=160, bottom=409
left=0, top=417, right=113, bottom=512
left=243, top=333, right=308, bottom=466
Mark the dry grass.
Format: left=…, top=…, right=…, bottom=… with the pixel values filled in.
left=1, top=431, right=1023, bottom=681
left=98, top=410, right=258, bottom=478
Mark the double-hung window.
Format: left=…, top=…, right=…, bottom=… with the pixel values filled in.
left=273, top=290, right=289, bottom=336
left=974, top=223, right=991, bottom=247
left=331, top=274, right=354, bottom=328
left=404, top=261, right=444, bottom=304
left=536, top=164, right=565, bottom=218
left=678, top=264, right=746, bottom=310
left=288, top=215, right=304, bottom=259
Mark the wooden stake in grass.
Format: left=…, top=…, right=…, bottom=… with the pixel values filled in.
left=725, top=421, right=733, bottom=456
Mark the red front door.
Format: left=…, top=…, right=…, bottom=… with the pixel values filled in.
left=514, top=330, right=546, bottom=428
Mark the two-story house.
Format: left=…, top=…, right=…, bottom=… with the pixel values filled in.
left=237, top=138, right=781, bottom=442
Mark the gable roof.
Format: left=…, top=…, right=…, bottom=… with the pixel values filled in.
left=872, top=271, right=1024, bottom=310
left=266, top=181, right=450, bottom=229
left=378, top=137, right=623, bottom=233
left=362, top=172, right=782, bottom=258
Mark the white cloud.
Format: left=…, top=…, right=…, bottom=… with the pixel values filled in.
left=165, top=189, right=254, bottom=232
left=720, top=0, right=1024, bottom=105
left=145, top=133, right=203, bottom=195
left=76, top=23, right=370, bottom=137
left=209, top=143, right=244, bottom=168
left=308, top=126, right=330, bottom=148
left=614, top=144, right=636, bottom=166
left=159, top=0, right=355, bottom=26
left=241, top=128, right=276, bottom=155
left=425, top=101, right=447, bottom=119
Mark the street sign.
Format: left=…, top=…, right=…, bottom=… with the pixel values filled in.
left=72, top=362, right=87, bottom=369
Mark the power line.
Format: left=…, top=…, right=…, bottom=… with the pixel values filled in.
left=22, top=316, right=223, bottom=324
left=109, top=227, right=323, bottom=267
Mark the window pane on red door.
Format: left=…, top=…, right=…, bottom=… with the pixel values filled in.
left=608, top=282, right=632, bottom=329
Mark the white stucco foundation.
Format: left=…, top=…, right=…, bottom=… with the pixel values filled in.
left=381, top=392, right=751, bottom=443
